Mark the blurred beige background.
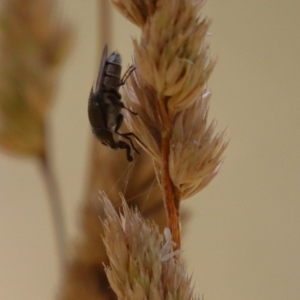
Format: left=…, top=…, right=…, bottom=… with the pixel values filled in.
left=1, top=0, right=300, bottom=299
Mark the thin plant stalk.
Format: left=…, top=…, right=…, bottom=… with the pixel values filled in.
left=39, top=147, right=66, bottom=269
left=161, top=133, right=181, bottom=249
left=0, top=0, right=72, bottom=269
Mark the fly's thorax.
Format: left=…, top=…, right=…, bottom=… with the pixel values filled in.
left=103, top=51, right=122, bottom=91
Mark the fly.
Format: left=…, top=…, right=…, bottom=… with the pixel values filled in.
left=88, top=44, right=144, bottom=162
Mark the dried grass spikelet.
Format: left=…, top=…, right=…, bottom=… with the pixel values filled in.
left=111, top=0, right=227, bottom=247
left=169, top=90, right=227, bottom=199
left=101, top=194, right=198, bottom=300
left=114, top=0, right=227, bottom=199
left=110, top=0, right=156, bottom=27
left=0, top=0, right=72, bottom=156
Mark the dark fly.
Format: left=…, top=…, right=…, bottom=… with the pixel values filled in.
left=88, top=44, right=144, bottom=162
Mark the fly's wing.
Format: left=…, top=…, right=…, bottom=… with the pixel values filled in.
left=95, top=44, right=108, bottom=93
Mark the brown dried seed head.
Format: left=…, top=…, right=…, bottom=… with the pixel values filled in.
left=168, top=91, right=228, bottom=199
left=101, top=194, right=199, bottom=299
left=132, top=12, right=214, bottom=115
left=0, top=0, right=72, bottom=156
left=121, top=0, right=227, bottom=200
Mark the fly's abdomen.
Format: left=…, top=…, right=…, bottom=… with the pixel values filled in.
left=102, top=51, right=122, bottom=91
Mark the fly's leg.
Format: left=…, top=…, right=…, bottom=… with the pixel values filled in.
left=115, top=114, right=140, bottom=155
left=118, top=101, right=138, bottom=115
left=117, top=132, right=146, bottom=154
left=93, top=127, right=134, bottom=162
left=114, top=113, right=124, bottom=132
left=117, top=65, right=137, bottom=115
left=116, top=140, right=134, bottom=162
left=120, top=65, right=136, bottom=85
left=114, top=114, right=146, bottom=155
